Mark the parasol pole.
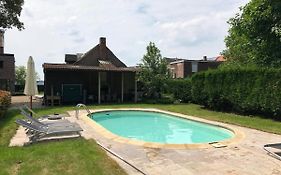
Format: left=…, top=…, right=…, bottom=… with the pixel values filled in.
left=30, top=96, right=32, bottom=109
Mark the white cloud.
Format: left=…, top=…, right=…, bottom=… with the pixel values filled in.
left=4, top=0, right=249, bottom=79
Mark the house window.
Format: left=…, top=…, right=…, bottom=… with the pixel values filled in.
left=0, top=61, right=3, bottom=68
left=192, top=62, right=198, bottom=73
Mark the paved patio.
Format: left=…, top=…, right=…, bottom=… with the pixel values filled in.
left=69, top=110, right=281, bottom=175
left=10, top=95, right=44, bottom=109
left=10, top=109, right=281, bottom=175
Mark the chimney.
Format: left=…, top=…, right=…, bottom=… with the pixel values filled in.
left=0, top=30, right=4, bottom=54
left=203, top=55, right=207, bottom=61
left=65, top=54, right=78, bottom=64
left=99, top=37, right=107, bottom=60
left=100, top=37, right=106, bottom=46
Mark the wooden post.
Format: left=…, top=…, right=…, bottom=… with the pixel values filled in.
left=51, top=85, right=54, bottom=106
left=30, top=96, right=33, bottom=116
left=98, top=72, right=101, bottom=104
left=121, top=72, right=124, bottom=103
left=30, top=96, right=32, bottom=109
left=134, top=75, right=137, bottom=103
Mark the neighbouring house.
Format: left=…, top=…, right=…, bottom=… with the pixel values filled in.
left=167, top=56, right=225, bottom=78
left=43, top=37, right=138, bottom=105
left=0, top=30, right=15, bottom=93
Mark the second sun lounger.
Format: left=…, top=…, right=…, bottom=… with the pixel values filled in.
left=16, top=119, right=83, bottom=142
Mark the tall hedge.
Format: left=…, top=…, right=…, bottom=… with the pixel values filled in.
left=191, top=68, right=281, bottom=119
left=166, top=79, right=192, bottom=102
left=0, top=90, right=11, bottom=118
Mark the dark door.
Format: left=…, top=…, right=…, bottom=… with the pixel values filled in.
left=62, top=84, right=82, bottom=103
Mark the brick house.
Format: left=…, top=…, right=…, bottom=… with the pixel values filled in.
left=167, top=56, right=225, bottom=78
left=43, top=37, right=137, bottom=105
left=0, top=30, right=15, bottom=93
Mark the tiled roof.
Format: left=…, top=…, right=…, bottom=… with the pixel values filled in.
left=98, top=60, right=117, bottom=69
left=43, top=63, right=137, bottom=72
left=74, top=38, right=127, bottom=68
left=206, top=57, right=217, bottom=61
left=164, top=57, right=184, bottom=63
left=215, top=55, right=226, bottom=62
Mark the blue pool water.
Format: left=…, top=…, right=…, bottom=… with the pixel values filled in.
left=90, top=111, right=234, bottom=144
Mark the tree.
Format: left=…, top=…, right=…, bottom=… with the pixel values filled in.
left=0, top=0, right=24, bottom=30
left=15, top=66, right=40, bottom=85
left=223, top=0, right=281, bottom=68
left=15, top=66, right=26, bottom=85
left=138, top=42, right=170, bottom=98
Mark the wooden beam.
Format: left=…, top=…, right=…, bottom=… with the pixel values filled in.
left=121, top=72, right=124, bottom=103
left=134, top=75, right=137, bottom=103
left=98, top=72, right=101, bottom=104
left=51, top=85, right=54, bottom=106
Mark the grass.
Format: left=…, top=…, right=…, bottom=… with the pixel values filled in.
left=0, top=103, right=281, bottom=174
left=0, top=107, right=127, bottom=175
left=0, top=139, right=126, bottom=175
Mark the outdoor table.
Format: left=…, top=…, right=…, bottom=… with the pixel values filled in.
left=47, top=114, right=67, bottom=120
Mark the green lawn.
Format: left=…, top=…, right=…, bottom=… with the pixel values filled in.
left=0, top=107, right=127, bottom=175
left=0, top=139, right=126, bottom=175
left=0, top=103, right=280, bottom=175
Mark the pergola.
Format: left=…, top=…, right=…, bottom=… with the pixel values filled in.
left=43, top=64, right=137, bottom=105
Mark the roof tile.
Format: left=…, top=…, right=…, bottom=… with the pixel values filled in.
left=43, top=63, right=137, bottom=72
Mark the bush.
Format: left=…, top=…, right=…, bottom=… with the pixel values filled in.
left=166, top=79, right=192, bottom=103
left=191, top=68, right=281, bottom=119
left=0, top=90, right=11, bottom=118
left=141, top=93, right=174, bottom=104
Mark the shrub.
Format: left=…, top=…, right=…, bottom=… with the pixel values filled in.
left=191, top=68, right=281, bottom=119
left=0, top=90, right=11, bottom=118
left=166, top=79, right=192, bottom=103
left=142, top=96, right=174, bottom=104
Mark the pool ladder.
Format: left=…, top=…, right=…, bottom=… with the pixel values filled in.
left=75, top=103, right=91, bottom=119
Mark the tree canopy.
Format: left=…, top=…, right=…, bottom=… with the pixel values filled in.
left=15, top=66, right=40, bottom=85
left=138, top=42, right=170, bottom=98
left=223, top=0, right=281, bottom=68
left=0, top=0, right=24, bottom=30
left=15, top=66, right=26, bottom=85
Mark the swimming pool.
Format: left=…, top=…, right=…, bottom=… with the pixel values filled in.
left=90, top=110, right=234, bottom=144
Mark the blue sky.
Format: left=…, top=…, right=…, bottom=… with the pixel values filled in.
left=5, top=0, right=248, bottom=79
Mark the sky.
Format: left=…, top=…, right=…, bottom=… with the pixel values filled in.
left=5, top=0, right=249, bottom=80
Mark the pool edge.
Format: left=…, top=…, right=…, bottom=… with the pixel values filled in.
left=80, top=108, right=245, bottom=149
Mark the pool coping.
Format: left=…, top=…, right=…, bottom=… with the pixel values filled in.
left=80, top=108, right=245, bottom=149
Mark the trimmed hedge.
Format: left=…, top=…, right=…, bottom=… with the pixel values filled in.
left=0, top=90, right=11, bottom=118
left=166, top=79, right=192, bottom=103
left=191, top=68, right=281, bottom=119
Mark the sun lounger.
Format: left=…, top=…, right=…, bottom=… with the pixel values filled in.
left=15, top=119, right=83, bottom=142
left=19, top=105, right=64, bottom=120
left=20, top=110, right=80, bottom=128
left=264, top=143, right=281, bottom=161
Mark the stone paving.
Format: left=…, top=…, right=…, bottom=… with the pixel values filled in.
left=68, top=110, right=281, bottom=175
left=10, top=95, right=44, bottom=109
left=9, top=126, right=30, bottom=146
left=10, top=109, right=281, bottom=175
